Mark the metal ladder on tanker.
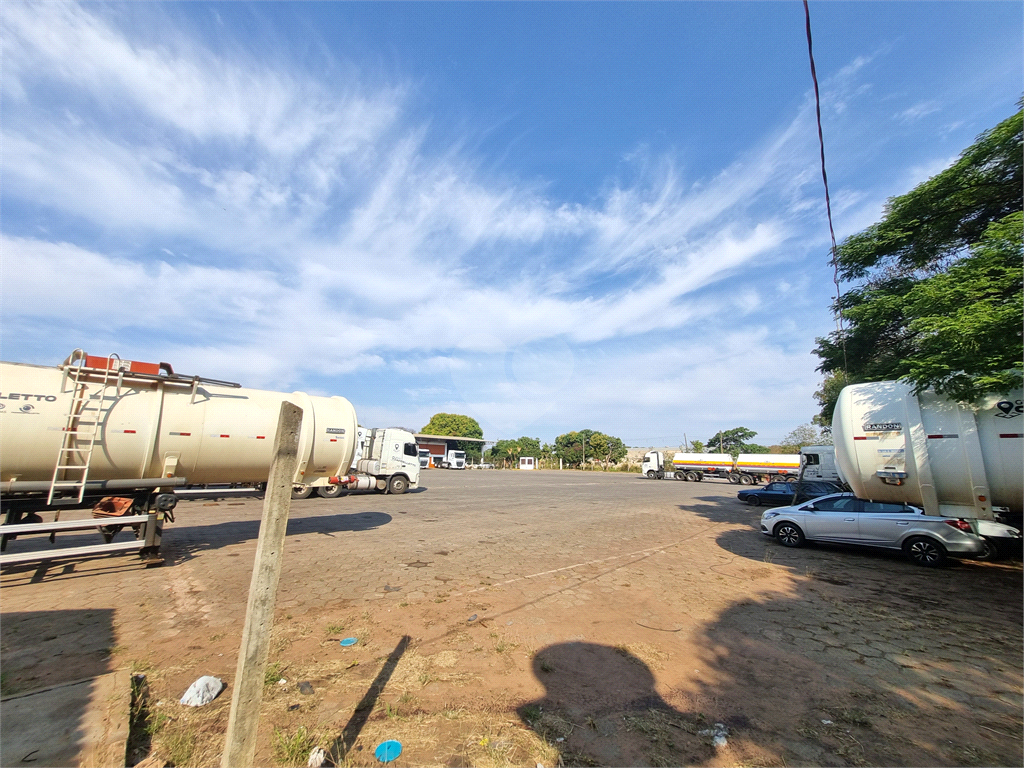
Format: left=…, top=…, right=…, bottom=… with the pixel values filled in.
left=47, top=352, right=121, bottom=506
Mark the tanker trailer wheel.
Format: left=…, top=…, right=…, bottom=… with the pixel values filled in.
left=739, top=474, right=753, bottom=485
left=318, top=484, right=345, bottom=498
left=388, top=475, right=409, bottom=495
left=695, top=472, right=704, bottom=482
left=291, top=484, right=313, bottom=499
left=685, top=472, right=698, bottom=482
left=728, top=473, right=741, bottom=484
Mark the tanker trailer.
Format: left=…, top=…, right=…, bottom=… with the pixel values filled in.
left=832, top=381, right=1023, bottom=528
left=730, top=453, right=802, bottom=485
left=0, top=350, right=417, bottom=527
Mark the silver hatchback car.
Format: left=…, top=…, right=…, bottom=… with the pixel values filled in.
left=759, top=493, right=1022, bottom=566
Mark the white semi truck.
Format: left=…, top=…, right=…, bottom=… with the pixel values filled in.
left=832, top=381, right=1022, bottom=527
left=440, top=449, right=466, bottom=469
left=641, top=451, right=732, bottom=481
left=0, top=351, right=419, bottom=559
left=800, top=445, right=840, bottom=482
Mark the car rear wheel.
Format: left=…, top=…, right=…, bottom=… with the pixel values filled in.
left=904, top=536, right=947, bottom=567
left=746, top=495, right=761, bottom=507
left=975, top=537, right=1002, bottom=562
left=774, top=521, right=805, bottom=547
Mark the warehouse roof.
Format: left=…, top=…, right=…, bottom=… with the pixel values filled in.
left=415, top=433, right=489, bottom=444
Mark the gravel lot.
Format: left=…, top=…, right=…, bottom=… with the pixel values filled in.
left=2, top=469, right=1021, bottom=767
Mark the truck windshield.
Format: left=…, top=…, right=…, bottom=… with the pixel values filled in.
left=453, top=451, right=465, bottom=458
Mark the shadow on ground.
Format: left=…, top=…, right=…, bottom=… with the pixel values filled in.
left=517, top=560, right=1023, bottom=766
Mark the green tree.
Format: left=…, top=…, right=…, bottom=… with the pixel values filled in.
left=814, top=108, right=1023, bottom=417
left=706, top=427, right=757, bottom=456
left=421, top=413, right=484, bottom=460
left=689, top=440, right=705, bottom=454
left=812, top=370, right=848, bottom=428
left=777, top=424, right=825, bottom=454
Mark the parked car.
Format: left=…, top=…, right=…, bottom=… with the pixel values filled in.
left=738, top=480, right=844, bottom=507
left=760, top=493, right=1022, bottom=567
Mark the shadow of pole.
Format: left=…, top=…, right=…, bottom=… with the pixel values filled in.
left=333, top=635, right=411, bottom=760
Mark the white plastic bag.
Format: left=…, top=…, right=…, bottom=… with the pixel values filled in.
left=179, top=676, right=224, bottom=706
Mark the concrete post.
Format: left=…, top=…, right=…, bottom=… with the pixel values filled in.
left=221, top=401, right=303, bottom=768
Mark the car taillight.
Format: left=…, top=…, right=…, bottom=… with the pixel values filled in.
left=944, top=519, right=972, bottom=532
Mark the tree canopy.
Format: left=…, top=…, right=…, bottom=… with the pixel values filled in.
left=814, top=108, right=1023, bottom=422
left=487, top=436, right=541, bottom=468
left=553, top=429, right=627, bottom=467
left=421, top=412, right=483, bottom=459
left=421, top=413, right=483, bottom=439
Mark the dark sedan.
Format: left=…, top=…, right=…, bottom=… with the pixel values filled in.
left=738, top=480, right=844, bottom=507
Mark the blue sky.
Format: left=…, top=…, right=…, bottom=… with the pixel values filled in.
left=2, top=1, right=1021, bottom=447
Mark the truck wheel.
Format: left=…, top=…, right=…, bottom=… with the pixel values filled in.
left=291, top=484, right=313, bottom=499
left=318, top=484, right=344, bottom=498
left=686, top=472, right=698, bottom=482
left=646, top=470, right=656, bottom=479
left=728, top=473, right=741, bottom=484
left=695, top=472, right=704, bottom=482
left=739, top=475, right=753, bottom=485
left=388, top=475, right=409, bottom=495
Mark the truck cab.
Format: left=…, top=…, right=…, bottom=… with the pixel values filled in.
left=442, top=449, right=466, bottom=469
left=418, top=448, right=430, bottom=469
left=800, top=445, right=841, bottom=482
left=642, top=451, right=673, bottom=479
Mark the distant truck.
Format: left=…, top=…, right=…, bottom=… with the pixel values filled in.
left=641, top=451, right=733, bottom=481
left=641, top=450, right=801, bottom=484
left=293, top=425, right=421, bottom=498
left=800, top=445, right=840, bottom=483
left=440, top=449, right=466, bottom=469
left=418, top=448, right=431, bottom=469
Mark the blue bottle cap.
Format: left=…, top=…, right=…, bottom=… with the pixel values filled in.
left=340, top=637, right=358, bottom=647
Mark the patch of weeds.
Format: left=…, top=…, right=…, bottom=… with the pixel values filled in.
left=521, top=704, right=542, bottom=724
left=326, top=622, right=348, bottom=635
left=381, top=701, right=402, bottom=720
left=161, top=723, right=198, bottom=768
left=951, top=744, right=1000, bottom=767
left=763, top=548, right=776, bottom=563
left=399, top=691, right=416, bottom=706
left=1, top=671, right=19, bottom=697
left=828, top=707, right=872, bottom=728
left=418, top=672, right=437, bottom=687
left=265, top=661, right=286, bottom=688
left=535, top=712, right=574, bottom=741
left=561, top=749, right=601, bottom=767
left=537, top=656, right=554, bottom=673
left=434, top=597, right=447, bottom=603
left=208, top=632, right=226, bottom=642
left=398, top=601, right=410, bottom=608
left=494, top=637, right=518, bottom=654
left=273, top=725, right=317, bottom=767
left=441, top=704, right=466, bottom=720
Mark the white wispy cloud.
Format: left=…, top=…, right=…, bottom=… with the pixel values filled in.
left=5, top=0, right=964, bottom=442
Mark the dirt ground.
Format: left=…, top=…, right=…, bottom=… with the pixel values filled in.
left=1, top=470, right=1021, bottom=767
